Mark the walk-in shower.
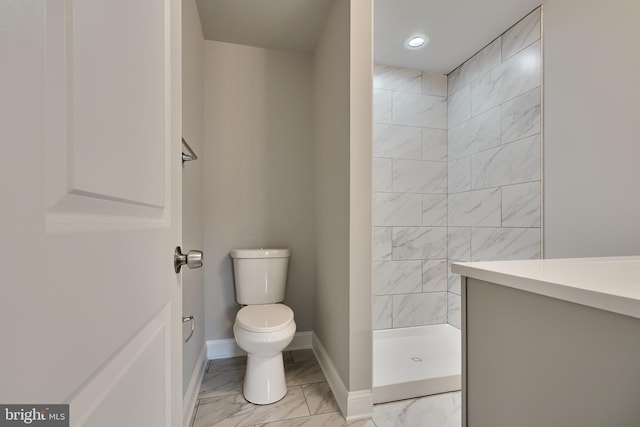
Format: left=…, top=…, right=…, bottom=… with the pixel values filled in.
left=372, top=7, right=542, bottom=403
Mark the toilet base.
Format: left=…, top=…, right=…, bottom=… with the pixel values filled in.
left=243, top=352, right=287, bottom=405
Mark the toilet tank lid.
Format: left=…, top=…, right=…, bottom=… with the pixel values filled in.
left=230, top=248, right=290, bottom=259
left=236, top=304, right=294, bottom=333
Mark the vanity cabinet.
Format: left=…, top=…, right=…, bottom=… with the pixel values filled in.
left=453, top=258, right=640, bottom=427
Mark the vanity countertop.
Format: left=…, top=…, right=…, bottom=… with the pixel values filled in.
left=452, top=256, right=640, bottom=319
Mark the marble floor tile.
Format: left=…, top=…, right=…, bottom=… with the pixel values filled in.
left=285, top=359, right=326, bottom=386
left=291, top=349, right=316, bottom=363
left=193, top=386, right=310, bottom=427
left=195, top=353, right=461, bottom=427
left=372, top=392, right=461, bottom=427
left=256, top=412, right=375, bottom=427
left=302, top=382, right=340, bottom=415
left=199, top=368, right=244, bottom=399
left=208, top=356, right=247, bottom=373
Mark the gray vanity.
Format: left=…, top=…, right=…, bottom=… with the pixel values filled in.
left=453, top=257, right=640, bottom=427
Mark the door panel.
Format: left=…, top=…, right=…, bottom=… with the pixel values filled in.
left=71, top=0, right=166, bottom=207
left=0, top=0, right=182, bottom=425
left=45, top=0, right=168, bottom=220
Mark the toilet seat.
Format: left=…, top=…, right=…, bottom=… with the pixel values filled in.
left=236, top=303, right=294, bottom=333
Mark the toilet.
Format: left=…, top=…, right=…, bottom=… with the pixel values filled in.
left=230, top=248, right=296, bottom=405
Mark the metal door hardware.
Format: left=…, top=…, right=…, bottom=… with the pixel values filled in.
left=183, top=315, right=195, bottom=343
left=174, top=246, right=203, bottom=273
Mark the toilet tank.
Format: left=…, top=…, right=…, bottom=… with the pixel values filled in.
left=230, top=248, right=290, bottom=304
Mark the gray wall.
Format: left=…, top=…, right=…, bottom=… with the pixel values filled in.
left=372, top=66, right=449, bottom=331
left=181, top=0, right=205, bottom=393
left=203, top=41, right=316, bottom=340
left=313, top=0, right=351, bottom=386
left=543, top=0, right=640, bottom=258
left=447, top=8, right=542, bottom=328
left=313, top=0, right=372, bottom=392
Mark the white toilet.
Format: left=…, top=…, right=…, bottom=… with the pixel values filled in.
left=230, top=248, right=296, bottom=405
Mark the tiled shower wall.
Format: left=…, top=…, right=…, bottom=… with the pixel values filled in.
left=372, top=7, right=542, bottom=331
left=446, top=8, right=542, bottom=329
left=372, top=66, right=449, bottom=330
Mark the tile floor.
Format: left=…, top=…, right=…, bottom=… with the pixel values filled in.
left=191, top=349, right=461, bottom=427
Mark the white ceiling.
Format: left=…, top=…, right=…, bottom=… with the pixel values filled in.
left=196, top=0, right=334, bottom=54
left=374, top=0, right=543, bottom=73
left=195, top=0, right=542, bottom=73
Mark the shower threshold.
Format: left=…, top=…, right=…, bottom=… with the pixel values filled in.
left=373, top=324, right=461, bottom=404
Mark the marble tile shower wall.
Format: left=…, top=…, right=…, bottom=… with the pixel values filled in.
left=446, top=8, right=542, bottom=329
left=372, top=65, right=449, bottom=330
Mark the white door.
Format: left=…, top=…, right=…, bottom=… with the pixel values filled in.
left=0, top=1, right=183, bottom=426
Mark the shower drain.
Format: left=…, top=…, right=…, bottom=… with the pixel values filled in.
left=411, top=356, right=423, bottom=362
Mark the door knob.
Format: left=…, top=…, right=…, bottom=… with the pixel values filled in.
left=174, top=246, right=203, bottom=273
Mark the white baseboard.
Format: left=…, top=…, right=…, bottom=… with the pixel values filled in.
left=312, top=333, right=373, bottom=421
left=206, top=331, right=313, bottom=360
left=183, top=344, right=207, bottom=427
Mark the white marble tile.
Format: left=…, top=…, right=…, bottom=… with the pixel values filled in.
left=448, top=263, right=461, bottom=295
left=421, top=72, right=448, bottom=96
left=199, top=369, right=244, bottom=399
left=372, top=392, right=461, bottom=427
left=392, top=292, right=448, bottom=328
left=393, top=92, right=447, bottom=129
left=448, top=156, right=471, bottom=194
left=258, top=412, right=374, bottom=427
left=502, top=181, right=541, bottom=227
left=471, top=227, right=541, bottom=261
left=193, top=386, right=310, bottom=427
left=448, top=187, right=501, bottom=227
left=392, top=227, right=447, bottom=260
left=502, top=8, right=541, bottom=61
left=471, top=134, right=540, bottom=189
left=422, top=194, right=447, bottom=227
left=285, top=359, right=325, bottom=386
left=422, top=259, right=448, bottom=292
left=373, top=260, right=422, bottom=295
left=448, top=106, right=501, bottom=159
left=373, top=227, right=392, bottom=261
left=208, top=356, right=246, bottom=373
left=290, top=349, right=315, bottom=363
left=421, top=128, right=448, bottom=161
left=374, top=65, right=422, bottom=92
left=447, top=227, right=471, bottom=261
left=447, top=84, right=471, bottom=128
left=373, top=295, right=393, bottom=330
left=501, top=87, right=541, bottom=144
left=302, top=382, right=340, bottom=415
left=471, top=41, right=540, bottom=116
left=373, top=158, right=392, bottom=192
left=373, top=192, right=422, bottom=226
left=373, top=124, right=422, bottom=160
left=448, top=293, right=461, bottom=329
left=374, top=89, right=393, bottom=124
left=392, top=160, right=447, bottom=194
left=448, top=38, right=502, bottom=95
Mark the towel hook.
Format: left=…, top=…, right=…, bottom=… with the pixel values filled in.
left=182, top=138, right=198, bottom=163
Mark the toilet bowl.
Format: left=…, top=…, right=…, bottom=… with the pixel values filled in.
left=233, top=304, right=296, bottom=404
left=229, top=248, right=295, bottom=405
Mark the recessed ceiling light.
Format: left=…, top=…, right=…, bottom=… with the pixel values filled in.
left=404, top=34, right=429, bottom=50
